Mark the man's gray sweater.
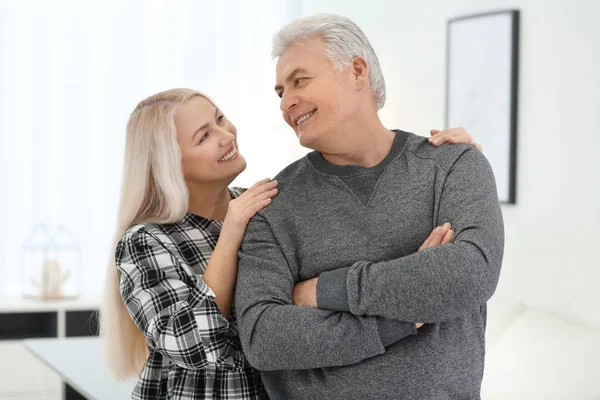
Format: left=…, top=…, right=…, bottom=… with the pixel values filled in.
left=235, top=130, right=504, bottom=399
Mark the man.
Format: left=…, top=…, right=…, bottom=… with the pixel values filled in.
left=235, top=13, right=503, bottom=399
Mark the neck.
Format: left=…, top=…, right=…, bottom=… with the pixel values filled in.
left=321, top=113, right=394, bottom=167
left=186, top=180, right=232, bottom=221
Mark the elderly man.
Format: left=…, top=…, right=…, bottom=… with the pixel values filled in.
left=236, top=13, right=504, bottom=400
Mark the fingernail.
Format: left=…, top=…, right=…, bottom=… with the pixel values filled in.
left=443, top=222, right=450, bottom=229
left=434, top=227, right=440, bottom=233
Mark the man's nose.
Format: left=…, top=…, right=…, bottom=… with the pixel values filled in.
left=280, top=92, right=299, bottom=113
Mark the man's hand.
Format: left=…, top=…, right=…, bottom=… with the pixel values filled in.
left=429, top=128, right=483, bottom=152
left=419, top=222, right=454, bottom=251
left=292, top=277, right=319, bottom=308
left=413, top=222, right=454, bottom=328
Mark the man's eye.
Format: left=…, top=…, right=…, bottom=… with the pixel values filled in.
left=216, top=115, right=225, bottom=124
left=200, top=133, right=209, bottom=143
left=295, top=77, right=307, bottom=85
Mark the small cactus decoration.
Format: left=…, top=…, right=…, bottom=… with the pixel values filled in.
left=31, top=258, right=71, bottom=299
left=21, top=224, right=81, bottom=300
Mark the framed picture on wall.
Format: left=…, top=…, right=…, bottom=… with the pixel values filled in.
left=446, top=10, right=520, bottom=204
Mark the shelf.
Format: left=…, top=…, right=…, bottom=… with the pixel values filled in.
left=0, top=296, right=101, bottom=313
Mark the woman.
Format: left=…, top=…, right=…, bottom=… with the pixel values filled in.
left=101, top=88, right=478, bottom=399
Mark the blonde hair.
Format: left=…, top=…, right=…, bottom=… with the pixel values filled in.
left=101, top=88, right=208, bottom=380
left=272, top=14, right=386, bottom=110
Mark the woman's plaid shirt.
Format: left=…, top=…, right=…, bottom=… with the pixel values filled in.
left=116, top=188, right=267, bottom=399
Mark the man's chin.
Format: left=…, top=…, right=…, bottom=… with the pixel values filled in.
left=297, top=130, right=318, bottom=150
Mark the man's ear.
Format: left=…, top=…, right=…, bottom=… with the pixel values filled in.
left=351, top=56, right=370, bottom=91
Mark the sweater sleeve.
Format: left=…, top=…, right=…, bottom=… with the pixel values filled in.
left=316, top=148, right=504, bottom=323
left=235, top=214, right=417, bottom=371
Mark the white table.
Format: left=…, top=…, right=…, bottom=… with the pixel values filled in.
left=24, top=337, right=136, bottom=400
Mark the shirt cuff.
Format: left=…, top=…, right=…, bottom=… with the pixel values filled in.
left=376, top=318, right=418, bottom=347
left=316, top=267, right=351, bottom=312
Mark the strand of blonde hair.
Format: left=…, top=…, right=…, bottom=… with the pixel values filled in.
left=100, top=89, right=210, bottom=379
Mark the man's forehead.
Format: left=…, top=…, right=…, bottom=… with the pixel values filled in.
left=276, top=58, right=300, bottom=81
left=276, top=62, right=309, bottom=79
left=276, top=52, right=320, bottom=80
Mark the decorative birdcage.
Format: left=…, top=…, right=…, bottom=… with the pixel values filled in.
left=20, top=224, right=81, bottom=300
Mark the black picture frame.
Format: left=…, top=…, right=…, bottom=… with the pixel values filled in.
left=446, top=10, right=520, bottom=204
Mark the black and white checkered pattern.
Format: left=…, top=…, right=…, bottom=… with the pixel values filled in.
left=116, top=188, right=267, bottom=399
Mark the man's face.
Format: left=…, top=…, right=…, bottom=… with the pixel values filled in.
left=275, top=36, right=357, bottom=150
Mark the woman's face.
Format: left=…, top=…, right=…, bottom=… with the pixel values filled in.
left=175, top=96, right=246, bottom=186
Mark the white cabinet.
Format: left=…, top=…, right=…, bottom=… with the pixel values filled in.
left=0, top=297, right=100, bottom=400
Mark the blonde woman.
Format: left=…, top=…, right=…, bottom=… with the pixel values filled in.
left=101, top=88, right=481, bottom=399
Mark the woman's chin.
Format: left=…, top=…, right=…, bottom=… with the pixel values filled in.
left=236, top=155, right=247, bottom=169
left=226, top=156, right=247, bottom=179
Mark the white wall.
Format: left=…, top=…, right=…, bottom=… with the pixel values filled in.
left=2, top=0, right=598, bottom=324
left=0, top=0, right=306, bottom=297
left=300, top=0, right=600, bottom=327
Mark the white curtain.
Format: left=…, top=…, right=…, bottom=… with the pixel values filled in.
left=0, top=0, right=306, bottom=297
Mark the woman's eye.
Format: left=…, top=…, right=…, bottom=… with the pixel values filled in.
left=200, top=132, right=209, bottom=143
left=295, top=78, right=306, bottom=85
left=216, top=115, right=224, bottom=124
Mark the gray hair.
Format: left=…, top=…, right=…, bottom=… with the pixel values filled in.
left=272, top=14, right=386, bottom=110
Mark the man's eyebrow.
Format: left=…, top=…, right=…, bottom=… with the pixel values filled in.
left=192, top=108, right=220, bottom=142
left=274, top=67, right=309, bottom=93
